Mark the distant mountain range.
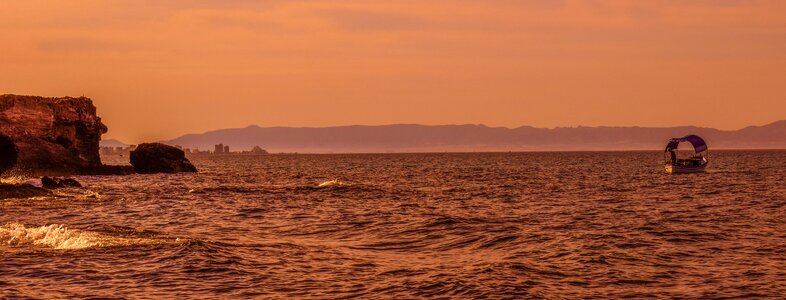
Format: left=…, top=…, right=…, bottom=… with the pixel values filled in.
left=154, top=120, right=786, bottom=153
left=99, top=139, right=130, bottom=148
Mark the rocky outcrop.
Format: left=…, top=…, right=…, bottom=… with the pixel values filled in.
left=0, top=184, right=51, bottom=199
left=130, top=143, right=198, bottom=174
left=41, top=176, right=82, bottom=189
left=0, top=134, right=17, bottom=175
left=0, top=94, right=109, bottom=175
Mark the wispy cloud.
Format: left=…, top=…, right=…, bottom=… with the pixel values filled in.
left=36, top=36, right=128, bottom=53
left=320, top=8, right=429, bottom=32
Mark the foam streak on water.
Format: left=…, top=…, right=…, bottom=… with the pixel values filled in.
left=1, top=151, right=785, bottom=299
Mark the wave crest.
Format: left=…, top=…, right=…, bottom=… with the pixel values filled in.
left=318, top=179, right=346, bottom=188
left=0, top=175, right=31, bottom=185
left=0, top=223, right=163, bottom=250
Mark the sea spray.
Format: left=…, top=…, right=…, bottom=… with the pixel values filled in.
left=0, top=175, right=29, bottom=185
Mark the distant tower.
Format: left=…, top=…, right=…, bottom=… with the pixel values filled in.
left=224, top=145, right=229, bottom=154
left=215, top=144, right=224, bottom=154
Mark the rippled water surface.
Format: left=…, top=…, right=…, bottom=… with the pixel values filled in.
left=2, top=151, right=785, bottom=299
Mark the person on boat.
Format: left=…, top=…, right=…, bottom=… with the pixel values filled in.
left=691, top=155, right=704, bottom=166
left=669, top=150, right=677, bottom=164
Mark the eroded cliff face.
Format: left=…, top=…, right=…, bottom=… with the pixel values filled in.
left=0, top=94, right=107, bottom=175
left=0, top=134, right=17, bottom=174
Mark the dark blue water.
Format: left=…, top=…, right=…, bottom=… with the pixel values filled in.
left=2, top=151, right=785, bottom=298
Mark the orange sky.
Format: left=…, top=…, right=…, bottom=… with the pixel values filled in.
left=1, top=0, right=784, bottom=143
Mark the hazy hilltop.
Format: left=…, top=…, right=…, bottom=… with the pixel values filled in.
left=163, top=121, right=786, bottom=153
left=100, top=139, right=130, bottom=148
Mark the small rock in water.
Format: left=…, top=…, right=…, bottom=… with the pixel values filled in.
left=41, top=176, right=59, bottom=189
left=130, top=143, right=198, bottom=174
left=59, top=178, right=82, bottom=187
left=0, top=184, right=51, bottom=199
left=41, top=176, right=82, bottom=189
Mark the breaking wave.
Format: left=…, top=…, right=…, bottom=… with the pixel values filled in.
left=0, top=175, right=31, bottom=185
left=0, top=223, right=171, bottom=250
left=317, top=179, right=346, bottom=187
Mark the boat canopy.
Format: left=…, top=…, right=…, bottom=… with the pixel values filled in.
left=665, top=135, right=708, bottom=153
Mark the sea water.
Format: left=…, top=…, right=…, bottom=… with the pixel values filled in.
left=1, top=151, right=785, bottom=298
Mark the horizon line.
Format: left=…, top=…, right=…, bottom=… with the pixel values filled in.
left=101, top=119, right=785, bottom=145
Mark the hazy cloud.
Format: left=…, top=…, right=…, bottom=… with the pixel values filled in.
left=174, top=9, right=285, bottom=32
left=321, top=8, right=429, bottom=31
left=36, top=37, right=129, bottom=53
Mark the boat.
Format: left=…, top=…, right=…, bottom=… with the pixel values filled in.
left=664, top=135, right=708, bottom=174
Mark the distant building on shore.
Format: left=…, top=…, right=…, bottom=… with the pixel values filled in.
left=187, top=148, right=209, bottom=154
left=99, top=145, right=136, bottom=156
left=250, top=146, right=268, bottom=155
left=101, top=143, right=270, bottom=156
left=175, top=144, right=269, bottom=155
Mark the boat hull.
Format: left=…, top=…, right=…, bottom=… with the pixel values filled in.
left=665, top=163, right=707, bottom=174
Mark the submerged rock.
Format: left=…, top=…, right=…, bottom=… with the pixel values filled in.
left=0, top=134, right=17, bottom=175
left=0, top=184, right=51, bottom=199
left=0, top=94, right=109, bottom=175
left=130, top=143, right=197, bottom=174
left=41, top=176, right=82, bottom=189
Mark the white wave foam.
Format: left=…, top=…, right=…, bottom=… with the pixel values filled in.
left=0, top=223, right=160, bottom=250
left=318, top=179, right=345, bottom=187
left=0, top=176, right=30, bottom=185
